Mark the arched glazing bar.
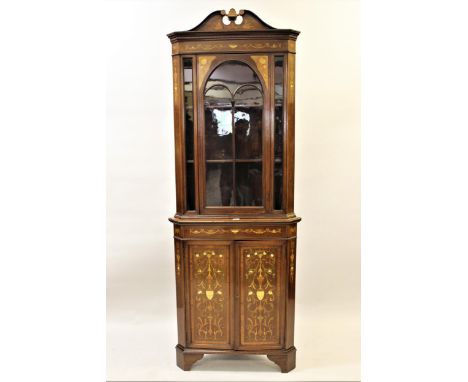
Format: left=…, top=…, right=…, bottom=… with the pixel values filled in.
left=204, top=61, right=264, bottom=207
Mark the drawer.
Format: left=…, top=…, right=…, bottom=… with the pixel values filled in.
left=180, top=225, right=285, bottom=239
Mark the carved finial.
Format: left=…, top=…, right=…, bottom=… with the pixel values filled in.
left=221, top=8, right=245, bottom=21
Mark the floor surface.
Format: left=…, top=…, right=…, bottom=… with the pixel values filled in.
left=107, top=305, right=360, bottom=381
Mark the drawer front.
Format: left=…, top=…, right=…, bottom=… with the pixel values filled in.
left=181, top=225, right=288, bottom=239
left=187, top=242, right=233, bottom=348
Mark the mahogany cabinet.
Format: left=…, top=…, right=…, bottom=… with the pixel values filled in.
left=168, top=9, right=301, bottom=372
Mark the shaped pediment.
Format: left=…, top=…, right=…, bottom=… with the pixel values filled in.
left=190, top=9, right=276, bottom=32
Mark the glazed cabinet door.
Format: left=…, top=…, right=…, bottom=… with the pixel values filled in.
left=186, top=241, right=233, bottom=349
left=235, top=241, right=285, bottom=349
left=199, top=56, right=269, bottom=214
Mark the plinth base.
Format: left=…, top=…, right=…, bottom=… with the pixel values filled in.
left=175, top=345, right=296, bottom=373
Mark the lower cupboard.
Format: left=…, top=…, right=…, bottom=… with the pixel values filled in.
left=174, top=238, right=297, bottom=372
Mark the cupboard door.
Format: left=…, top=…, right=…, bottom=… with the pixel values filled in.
left=236, top=241, right=285, bottom=349
left=187, top=242, right=233, bottom=348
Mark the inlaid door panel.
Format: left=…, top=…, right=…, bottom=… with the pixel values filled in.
left=187, top=242, right=233, bottom=348
left=236, top=241, right=285, bottom=349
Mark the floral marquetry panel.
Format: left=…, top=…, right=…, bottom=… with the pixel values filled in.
left=238, top=242, right=284, bottom=348
left=188, top=243, right=232, bottom=348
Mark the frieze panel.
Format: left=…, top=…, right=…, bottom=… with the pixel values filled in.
left=172, top=40, right=294, bottom=55
left=185, top=226, right=285, bottom=238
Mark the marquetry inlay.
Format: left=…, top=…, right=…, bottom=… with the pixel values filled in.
left=289, top=241, right=296, bottom=282
left=251, top=55, right=269, bottom=88
left=172, top=57, right=179, bottom=93
left=189, top=227, right=282, bottom=236
left=198, top=56, right=216, bottom=89
left=175, top=244, right=181, bottom=277
left=288, top=40, right=296, bottom=53
left=172, top=41, right=289, bottom=55
left=190, top=249, right=229, bottom=343
left=289, top=54, right=295, bottom=90
left=241, top=248, right=280, bottom=344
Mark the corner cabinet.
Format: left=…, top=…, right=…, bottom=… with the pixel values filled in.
left=168, top=9, right=301, bottom=373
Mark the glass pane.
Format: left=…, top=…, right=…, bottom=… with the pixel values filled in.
left=274, top=56, right=284, bottom=210
left=205, top=85, right=233, bottom=160
left=234, top=85, right=262, bottom=160
left=206, top=163, right=234, bottom=206
left=204, top=61, right=264, bottom=207
left=206, top=61, right=261, bottom=94
left=274, top=162, right=283, bottom=211
left=235, top=163, right=262, bottom=206
left=183, top=58, right=195, bottom=210
left=186, top=162, right=195, bottom=210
